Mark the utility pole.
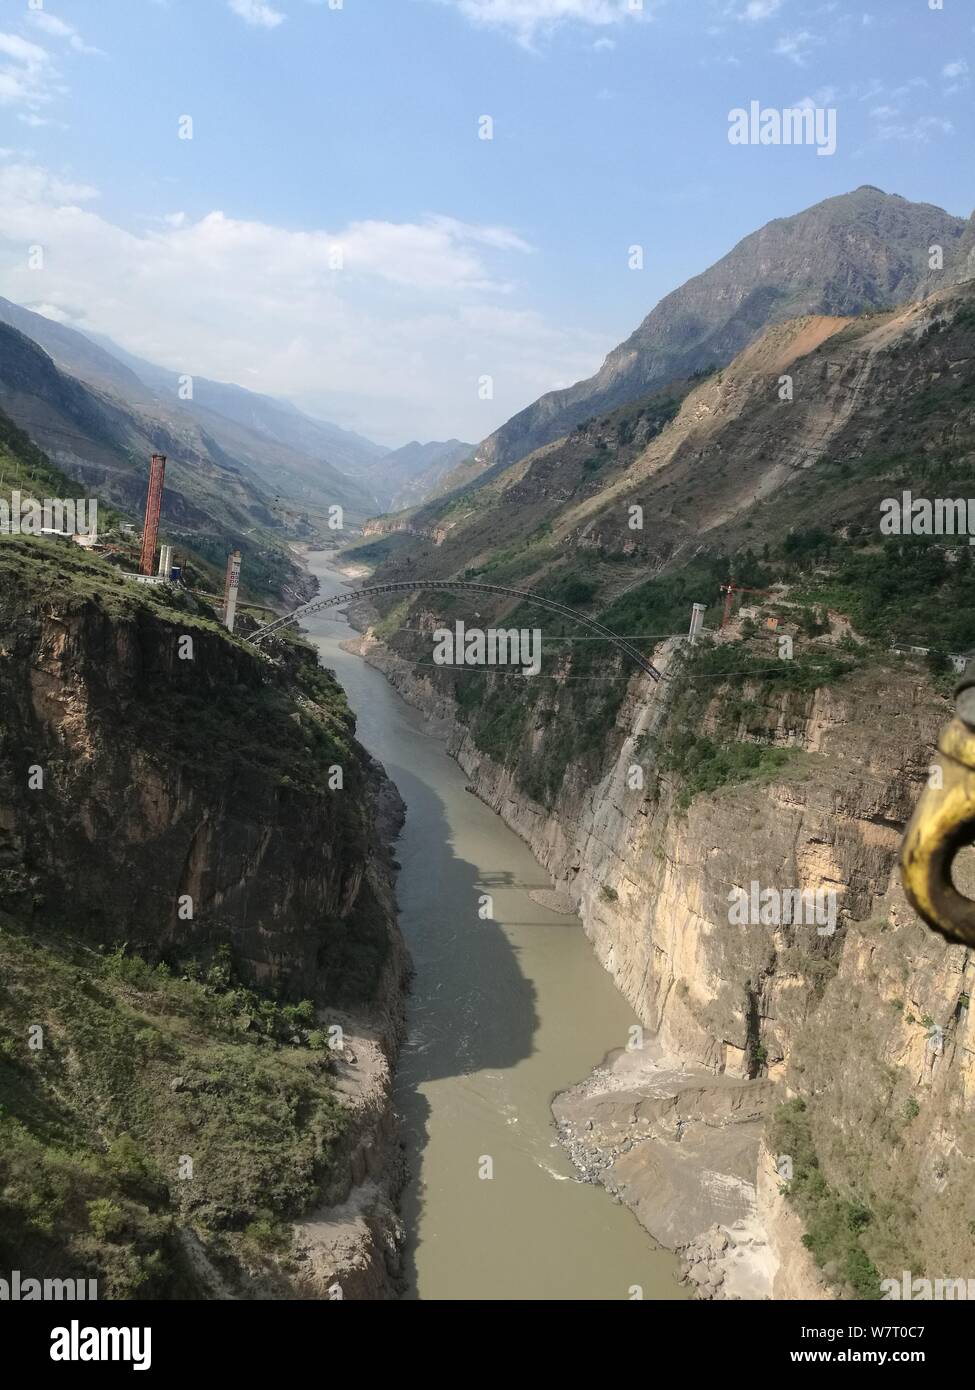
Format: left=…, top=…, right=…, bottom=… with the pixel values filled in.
left=139, top=454, right=166, bottom=576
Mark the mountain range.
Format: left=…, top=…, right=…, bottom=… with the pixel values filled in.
left=0, top=297, right=380, bottom=522
left=435, top=187, right=974, bottom=496
left=0, top=296, right=479, bottom=543
left=360, top=438, right=474, bottom=512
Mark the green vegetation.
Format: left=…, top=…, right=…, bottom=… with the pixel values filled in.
left=659, top=735, right=796, bottom=811
left=597, top=555, right=731, bottom=639
left=0, top=921, right=350, bottom=1297
left=770, top=1099, right=884, bottom=1299
left=0, top=412, right=90, bottom=504
left=648, top=640, right=842, bottom=810
left=0, top=536, right=361, bottom=792
left=788, top=538, right=975, bottom=652
left=440, top=544, right=847, bottom=809
left=0, top=533, right=222, bottom=628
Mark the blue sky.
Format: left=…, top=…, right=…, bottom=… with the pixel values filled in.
left=0, top=0, right=970, bottom=444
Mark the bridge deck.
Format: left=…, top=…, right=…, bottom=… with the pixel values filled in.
left=248, top=580, right=662, bottom=682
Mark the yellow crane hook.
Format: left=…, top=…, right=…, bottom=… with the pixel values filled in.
left=901, top=659, right=975, bottom=948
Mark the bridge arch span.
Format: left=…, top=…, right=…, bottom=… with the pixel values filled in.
left=248, top=579, right=662, bottom=682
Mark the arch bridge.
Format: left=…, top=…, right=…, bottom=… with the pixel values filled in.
left=248, top=579, right=662, bottom=682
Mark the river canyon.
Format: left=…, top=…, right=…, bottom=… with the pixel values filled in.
left=302, top=550, right=685, bottom=1300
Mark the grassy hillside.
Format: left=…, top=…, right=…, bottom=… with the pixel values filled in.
left=0, top=921, right=349, bottom=1297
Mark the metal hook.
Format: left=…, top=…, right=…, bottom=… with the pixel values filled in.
left=900, top=660, right=975, bottom=948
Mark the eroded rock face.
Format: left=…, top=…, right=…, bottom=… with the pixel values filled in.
left=356, top=628, right=975, bottom=1293
left=0, top=590, right=384, bottom=1006
left=0, top=569, right=412, bottom=1299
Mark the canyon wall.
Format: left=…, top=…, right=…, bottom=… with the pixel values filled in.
left=0, top=540, right=409, bottom=1298
left=352, top=620, right=974, bottom=1295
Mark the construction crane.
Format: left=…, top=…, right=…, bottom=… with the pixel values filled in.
left=719, top=581, right=772, bottom=628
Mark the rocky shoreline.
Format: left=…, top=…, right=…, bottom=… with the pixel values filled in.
left=288, top=760, right=411, bottom=1300
left=551, top=1044, right=775, bottom=1299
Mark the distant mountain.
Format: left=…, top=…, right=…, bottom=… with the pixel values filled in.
left=360, top=277, right=975, bottom=646
left=0, top=298, right=157, bottom=403
left=456, top=187, right=971, bottom=487
left=0, top=298, right=380, bottom=523
left=87, top=334, right=389, bottom=479
left=0, top=318, right=314, bottom=599
left=362, top=438, right=474, bottom=512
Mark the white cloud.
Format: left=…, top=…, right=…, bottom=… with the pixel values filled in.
left=734, top=0, right=783, bottom=21
left=874, top=114, right=953, bottom=143
left=433, top=1, right=654, bottom=47
left=0, top=30, right=62, bottom=116
left=0, top=163, right=98, bottom=203
left=774, top=30, right=822, bottom=65
left=0, top=161, right=601, bottom=443
left=227, top=0, right=286, bottom=28
left=890, top=76, right=927, bottom=98
left=0, top=34, right=48, bottom=66
left=32, top=302, right=72, bottom=323
left=943, top=58, right=970, bottom=93
left=18, top=113, right=66, bottom=129
left=793, top=85, right=836, bottom=108
left=27, top=10, right=102, bottom=56
left=593, top=36, right=616, bottom=50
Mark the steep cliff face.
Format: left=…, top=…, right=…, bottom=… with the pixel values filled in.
left=0, top=537, right=409, bottom=1298
left=0, top=539, right=387, bottom=1003
left=350, top=608, right=974, bottom=1296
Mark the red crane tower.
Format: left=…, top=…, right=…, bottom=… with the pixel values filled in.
left=720, top=580, right=771, bottom=628
left=139, top=454, right=167, bottom=576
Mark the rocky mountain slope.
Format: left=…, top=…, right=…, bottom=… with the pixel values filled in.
left=0, top=320, right=318, bottom=602
left=361, top=438, right=473, bottom=512
left=0, top=297, right=377, bottom=534
left=334, top=278, right=975, bottom=1297
left=86, top=327, right=387, bottom=508
left=443, top=187, right=970, bottom=489
left=0, top=515, right=409, bottom=1297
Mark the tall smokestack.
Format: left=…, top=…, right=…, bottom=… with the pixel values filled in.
left=139, top=454, right=166, bottom=576
left=223, top=549, right=242, bottom=633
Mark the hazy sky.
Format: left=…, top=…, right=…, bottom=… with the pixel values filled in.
left=0, top=0, right=970, bottom=445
